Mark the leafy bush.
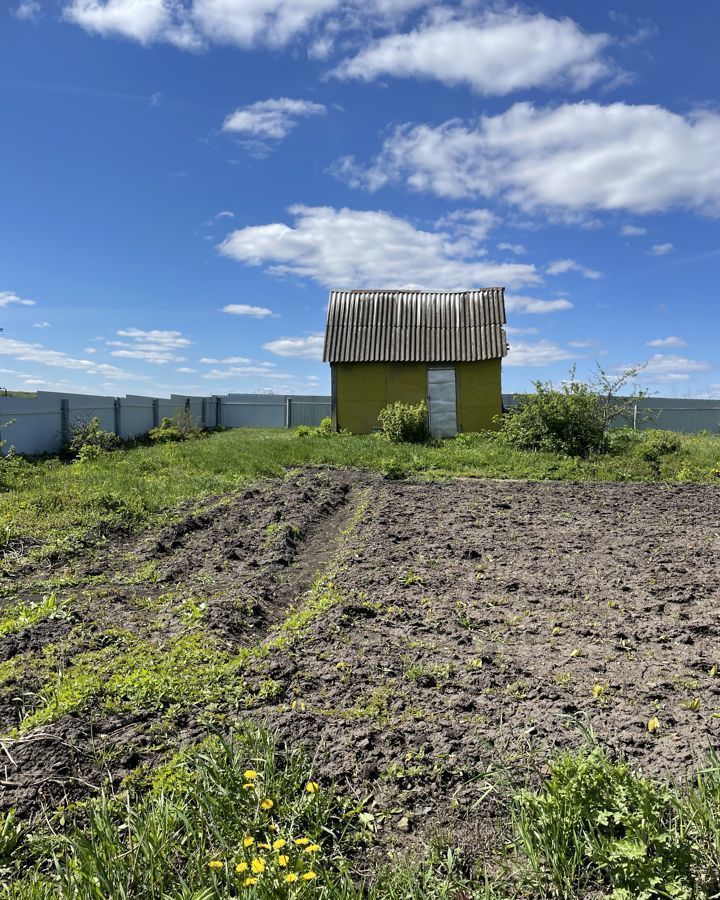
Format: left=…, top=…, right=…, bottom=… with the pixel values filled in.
left=296, top=418, right=348, bottom=438
left=515, top=748, right=697, bottom=898
left=378, top=400, right=429, bottom=444
left=498, top=366, right=646, bottom=458
left=68, top=417, right=121, bottom=458
left=149, top=408, right=204, bottom=444
left=637, top=430, right=682, bottom=463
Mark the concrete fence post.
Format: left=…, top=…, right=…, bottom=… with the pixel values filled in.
left=114, top=398, right=122, bottom=437
left=285, top=396, right=293, bottom=428
left=201, top=398, right=207, bottom=428
left=152, top=398, right=160, bottom=428
left=60, top=398, right=70, bottom=447
left=216, top=396, right=222, bottom=428
left=633, top=404, right=638, bottom=430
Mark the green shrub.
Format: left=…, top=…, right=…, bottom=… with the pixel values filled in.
left=498, top=366, right=647, bottom=458
left=637, top=430, right=682, bottom=463
left=68, top=417, right=121, bottom=457
left=378, top=400, right=429, bottom=444
left=149, top=408, right=204, bottom=444
left=316, top=416, right=333, bottom=436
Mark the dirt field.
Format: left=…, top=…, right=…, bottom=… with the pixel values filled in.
left=2, top=468, right=719, bottom=855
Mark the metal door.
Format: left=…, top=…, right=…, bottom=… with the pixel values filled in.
left=427, top=368, right=457, bottom=437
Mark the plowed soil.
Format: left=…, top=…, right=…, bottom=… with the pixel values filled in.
left=2, top=470, right=719, bottom=854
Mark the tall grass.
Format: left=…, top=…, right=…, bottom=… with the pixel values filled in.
left=0, top=427, right=718, bottom=558
left=2, top=729, right=719, bottom=899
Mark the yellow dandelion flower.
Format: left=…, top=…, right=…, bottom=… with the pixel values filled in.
left=235, top=862, right=248, bottom=873
left=250, top=858, right=266, bottom=875
left=268, top=823, right=279, bottom=832
left=243, top=783, right=256, bottom=790
left=305, top=781, right=319, bottom=794
left=261, top=798, right=273, bottom=810
left=294, top=837, right=311, bottom=846
left=301, top=871, right=317, bottom=881
left=257, top=842, right=270, bottom=850
left=243, top=769, right=258, bottom=780
left=244, top=876, right=258, bottom=886
left=305, top=844, right=320, bottom=854
left=243, top=836, right=255, bottom=848
left=277, top=854, right=289, bottom=867
left=273, top=838, right=287, bottom=850
left=284, top=873, right=299, bottom=883
left=208, top=860, right=223, bottom=870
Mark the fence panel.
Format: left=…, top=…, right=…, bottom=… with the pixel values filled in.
left=222, top=395, right=286, bottom=428
left=288, top=397, right=332, bottom=427
left=120, top=398, right=155, bottom=439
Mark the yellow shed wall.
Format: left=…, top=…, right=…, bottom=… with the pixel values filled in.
left=456, top=359, right=503, bottom=432
left=333, top=359, right=502, bottom=434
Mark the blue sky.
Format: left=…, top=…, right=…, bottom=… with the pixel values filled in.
left=1, top=0, right=719, bottom=398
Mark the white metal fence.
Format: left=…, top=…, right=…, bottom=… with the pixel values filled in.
left=1, top=389, right=717, bottom=457
left=0, top=391, right=331, bottom=456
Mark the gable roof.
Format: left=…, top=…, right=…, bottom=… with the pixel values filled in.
left=323, top=288, right=507, bottom=363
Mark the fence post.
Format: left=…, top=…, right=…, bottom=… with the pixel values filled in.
left=152, top=399, right=159, bottom=428
left=60, top=398, right=70, bottom=447
left=201, top=398, right=207, bottom=428
left=285, top=397, right=292, bottom=428
left=216, top=396, right=222, bottom=428
left=114, top=398, right=122, bottom=437
left=633, top=404, right=638, bottom=430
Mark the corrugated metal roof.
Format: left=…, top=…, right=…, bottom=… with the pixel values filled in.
left=323, top=289, right=507, bottom=363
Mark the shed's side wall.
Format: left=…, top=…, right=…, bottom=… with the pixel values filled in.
left=456, top=359, right=503, bottom=432
left=334, top=360, right=502, bottom=433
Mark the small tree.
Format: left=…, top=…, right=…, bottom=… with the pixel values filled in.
left=149, top=407, right=203, bottom=443
left=378, top=400, right=429, bottom=443
left=498, top=365, right=647, bottom=458
left=68, top=416, right=121, bottom=457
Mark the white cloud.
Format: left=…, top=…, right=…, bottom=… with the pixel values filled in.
left=546, top=258, right=601, bottom=279
left=0, top=291, right=35, bottom=308
left=505, top=294, right=573, bottom=315
left=498, top=242, right=526, bottom=255
left=262, top=334, right=324, bottom=359
left=106, top=327, right=192, bottom=364
left=201, top=365, right=294, bottom=378
left=339, top=102, right=720, bottom=216
left=32, top=321, right=51, bottom=328
left=648, top=242, right=674, bottom=256
left=177, top=366, right=198, bottom=373
left=647, top=336, right=687, bottom=348
left=215, top=210, right=234, bottom=219
left=633, top=353, right=712, bottom=384
left=199, top=355, right=253, bottom=364
left=434, top=209, right=496, bottom=242
left=218, top=205, right=539, bottom=290
left=221, top=303, right=275, bottom=318
left=14, top=0, right=41, bottom=21
left=333, top=10, right=613, bottom=95
left=192, top=0, right=337, bottom=48
left=0, top=336, right=144, bottom=380
left=619, top=224, right=647, bottom=236
left=63, top=0, right=201, bottom=49
left=83, top=347, right=97, bottom=354
left=222, top=98, right=326, bottom=140
left=505, top=340, right=577, bottom=367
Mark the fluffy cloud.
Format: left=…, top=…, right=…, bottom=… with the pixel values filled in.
left=0, top=337, right=143, bottom=379
left=14, top=0, right=41, bottom=21
left=648, top=242, right=674, bottom=256
left=222, top=98, right=325, bottom=140
left=218, top=205, right=539, bottom=290
left=62, top=0, right=425, bottom=49
left=106, top=327, right=192, bottom=364
left=498, top=242, right=526, bottom=255
left=262, top=334, right=324, bottom=359
left=546, top=258, right=601, bottom=279
left=647, top=336, right=687, bottom=348
left=333, top=10, right=612, bottom=95
left=505, top=340, right=577, bottom=367
left=63, top=0, right=201, bottom=49
left=619, top=224, right=647, bottom=236
left=505, top=294, right=573, bottom=315
left=636, top=353, right=712, bottom=384
left=339, top=102, right=720, bottom=216
left=221, top=303, right=275, bottom=318
left=0, top=291, right=35, bottom=308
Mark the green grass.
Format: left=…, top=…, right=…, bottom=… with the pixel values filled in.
left=1, top=427, right=718, bottom=560
left=2, top=729, right=719, bottom=899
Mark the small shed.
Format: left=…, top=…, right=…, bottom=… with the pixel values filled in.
left=323, top=288, right=508, bottom=436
